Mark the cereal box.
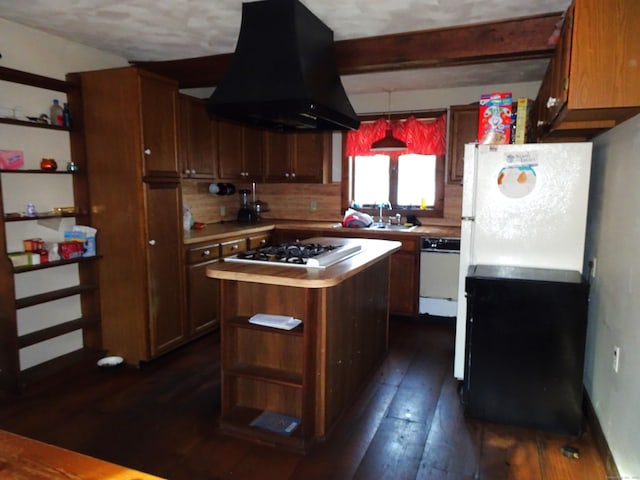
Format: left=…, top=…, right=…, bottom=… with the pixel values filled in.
left=514, top=97, right=532, bottom=144
left=478, top=93, right=513, bottom=144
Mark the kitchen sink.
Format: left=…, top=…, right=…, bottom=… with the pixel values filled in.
left=365, top=223, right=417, bottom=232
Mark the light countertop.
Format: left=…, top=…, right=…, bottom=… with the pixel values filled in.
left=206, top=237, right=401, bottom=288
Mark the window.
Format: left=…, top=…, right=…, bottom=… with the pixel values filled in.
left=353, top=153, right=437, bottom=208
left=344, top=112, right=446, bottom=219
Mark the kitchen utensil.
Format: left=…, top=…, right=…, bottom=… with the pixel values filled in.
left=237, top=189, right=257, bottom=223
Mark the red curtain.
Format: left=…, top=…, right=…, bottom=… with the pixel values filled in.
left=346, top=114, right=447, bottom=156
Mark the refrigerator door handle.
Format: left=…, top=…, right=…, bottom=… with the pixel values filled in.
left=461, top=216, right=475, bottom=222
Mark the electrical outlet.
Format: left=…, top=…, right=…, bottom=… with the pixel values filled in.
left=613, top=346, right=620, bottom=373
left=310, top=200, right=317, bottom=212
left=589, top=258, right=597, bottom=278
left=220, top=206, right=226, bottom=217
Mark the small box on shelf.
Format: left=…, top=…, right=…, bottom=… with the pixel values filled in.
left=0, top=150, right=24, bottom=170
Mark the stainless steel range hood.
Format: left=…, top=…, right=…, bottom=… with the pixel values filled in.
left=206, top=0, right=360, bottom=131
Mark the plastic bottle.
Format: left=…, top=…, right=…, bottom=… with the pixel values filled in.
left=62, top=102, right=72, bottom=128
left=50, top=99, right=63, bottom=126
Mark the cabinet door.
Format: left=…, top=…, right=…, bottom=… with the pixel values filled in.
left=291, top=132, right=330, bottom=183
left=217, top=120, right=263, bottom=181
left=389, top=252, right=419, bottom=317
left=187, top=262, right=219, bottom=335
left=447, top=105, right=478, bottom=184
left=546, top=4, right=573, bottom=122
left=217, top=119, right=244, bottom=180
left=145, top=181, right=187, bottom=355
left=263, top=130, right=292, bottom=182
left=139, top=72, right=179, bottom=177
left=242, top=125, right=263, bottom=181
left=178, top=95, right=216, bottom=178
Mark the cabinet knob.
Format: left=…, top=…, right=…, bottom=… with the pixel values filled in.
left=192, top=169, right=196, bottom=175
left=202, top=249, right=210, bottom=256
left=290, top=172, right=296, bottom=178
left=546, top=97, right=559, bottom=109
left=537, top=120, right=545, bottom=127
left=285, top=172, right=290, bottom=178
left=259, top=239, right=267, bottom=245
left=149, top=239, right=156, bottom=246
left=144, top=148, right=151, bottom=155
left=231, top=244, right=239, bottom=250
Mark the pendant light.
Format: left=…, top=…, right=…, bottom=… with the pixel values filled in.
left=371, top=90, right=407, bottom=151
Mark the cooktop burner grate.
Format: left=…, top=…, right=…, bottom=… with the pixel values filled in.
left=227, top=241, right=361, bottom=269
left=237, top=242, right=340, bottom=263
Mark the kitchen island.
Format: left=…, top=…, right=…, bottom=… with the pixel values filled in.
left=206, top=237, right=400, bottom=452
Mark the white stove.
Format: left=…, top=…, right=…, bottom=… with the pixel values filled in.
left=225, top=241, right=361, bottom=269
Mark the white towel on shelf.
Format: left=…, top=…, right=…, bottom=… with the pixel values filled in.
left=249, top=314, right=302, bottom=330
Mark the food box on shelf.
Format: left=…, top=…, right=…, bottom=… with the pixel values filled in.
left=514, top=97, right=533, bottom=144
left=64, top=225, right=97, bottom=257
left=0, top=150, right=24, bottom=170
left=59, top=241, right=85, bottom=260
left=8, top=251, right=41, bottom=267
left=478, top=92, right=513, bottom=144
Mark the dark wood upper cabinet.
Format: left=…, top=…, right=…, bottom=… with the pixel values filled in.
left=217, top=119, right=263, bottom=181
left=263, top=131, right=331, bottom=183
left=138, top=71, right=180, bottom=177
left=534, top=0, right=640, bottom=141
left=447, top=105, right=478, bottom=185
left=178, top=94, right=217, bottom=179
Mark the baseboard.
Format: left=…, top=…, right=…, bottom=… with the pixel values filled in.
left=584, top=389, right=620, bottom=478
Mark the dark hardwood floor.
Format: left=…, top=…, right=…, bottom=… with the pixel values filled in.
left=0, top=316, right=609, bottom=480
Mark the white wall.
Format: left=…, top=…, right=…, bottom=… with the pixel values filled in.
left=350, top=82, right=541, bottom=114
left=0, top=19, right=128, bottom=369
left=584, top=113, right=640, bottom=478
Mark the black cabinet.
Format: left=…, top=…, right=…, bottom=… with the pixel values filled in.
left=462, top=265, right=588, bottom=435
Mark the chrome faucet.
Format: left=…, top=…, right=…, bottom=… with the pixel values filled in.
left=378, top=201, right=392, bottom=223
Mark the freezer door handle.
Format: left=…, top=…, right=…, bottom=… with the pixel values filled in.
left=461, top=216, right=475, bottom=222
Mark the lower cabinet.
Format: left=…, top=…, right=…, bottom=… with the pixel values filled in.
left=185, top=242, right=221, bottom=335
left=146, top=182, right=188, bottom=357
left=388, top=241, right=420, bottom=316
left=184, top=231, right=272, bottom=336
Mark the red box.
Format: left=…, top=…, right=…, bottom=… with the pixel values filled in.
left=478, top=93, right=513, bottom=144
left=0, top=150, right=24, bottom=170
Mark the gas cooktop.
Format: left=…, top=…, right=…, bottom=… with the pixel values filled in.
left=225, top=241, right=362, bottom=269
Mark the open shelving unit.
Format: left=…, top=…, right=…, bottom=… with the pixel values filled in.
left=219, top=285, right=316, bottom=453
left=0, top=66, right=102, bottom=393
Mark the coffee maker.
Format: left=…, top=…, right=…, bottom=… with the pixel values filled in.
left=237, top=189, right=257, bottom=223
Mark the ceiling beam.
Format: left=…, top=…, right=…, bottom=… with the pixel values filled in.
left=132, top=12, right=562, bottom=89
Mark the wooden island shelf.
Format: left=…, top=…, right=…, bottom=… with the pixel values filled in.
left=207, top=237, right=400, bottom=452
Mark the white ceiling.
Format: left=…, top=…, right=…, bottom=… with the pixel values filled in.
left=0, top=0, right=571, bottom=94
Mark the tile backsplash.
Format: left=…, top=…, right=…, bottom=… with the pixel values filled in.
left=182, top=180, right=343, bottom=224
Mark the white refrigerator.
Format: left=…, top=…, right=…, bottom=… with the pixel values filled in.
left=454, top=142, right=592, bottom=379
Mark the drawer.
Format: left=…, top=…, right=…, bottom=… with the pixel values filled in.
left=221, top=238, right=247, bottom=257
left=187, top=243, right=220, bottom=264
left=398, top=238, right=418, bottom=253
left=247, top=233, right=271, bottom=250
